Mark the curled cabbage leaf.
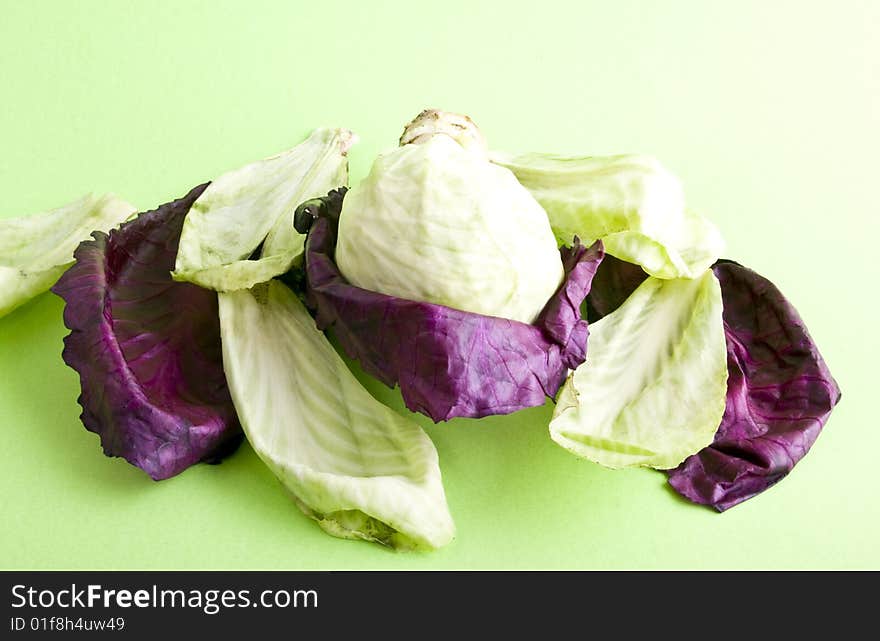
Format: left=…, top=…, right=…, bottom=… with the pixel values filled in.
left=172, top=128, right=354, bottom=292
left=584, top=256, right=842, bottom=509
left=52, top=184, right=241, bottom=480
left=668, top=260, right=842, bottom=510
left=492, top=152, right=724, bottom=279
left=1, top=194, right=136, bottom=317
left=550, top=270, right=728, bottom=469
left=219, top=279, right=455, bottom=549
left=584, top=254, right=650, bottom=322
left=299, top=189, right=605, bottom=422
left=336, top=110, right=563, bottom=324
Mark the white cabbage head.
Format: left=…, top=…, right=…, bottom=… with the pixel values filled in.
left=335, top=109, right=564, bottom=324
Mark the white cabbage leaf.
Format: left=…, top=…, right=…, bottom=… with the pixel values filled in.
left=0, top=193, right=136, bottom=317
left=550, top=270, right=728, bottom=469
left=491, top=152, right=724, bottom=279
left=218, top=280, right=455, bottom=550
left=173, top=128, right=354, bottom=292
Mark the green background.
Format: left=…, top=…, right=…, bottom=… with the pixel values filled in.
left=1, top=0, right=876, bottom=569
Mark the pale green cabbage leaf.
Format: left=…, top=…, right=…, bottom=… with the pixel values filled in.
left=218, top=279, right=455, bottom=550
left=0, top=193, right=136, bottom=317
left=173, top=128, right=354, bottom=292
left=550, top=270, right=728, bottom=469
left=491, top=152, right=724, bottom=279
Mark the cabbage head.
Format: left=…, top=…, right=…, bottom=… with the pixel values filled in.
left=335, top=110, right=563, bottom=324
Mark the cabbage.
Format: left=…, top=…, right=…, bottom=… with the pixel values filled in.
left=668, top=260, right=842, bottom=510
left=219, top=279, right=455, bottom=549
left=300, top=189, right=605, bottom=422
left=583, top=254, right=650, bottom=322
left=492, top=152, right=724, bottom=279
left=583, top=256, right=841, bottom=508
left=52, top=184, right=241, bottom=480
left=336, top=110, right=563, bottom=324
left=172, top=128, right=354, bottom=292
left=550, top=270, right=728, bottom=469
left=0, top=194, right=136, bottom=317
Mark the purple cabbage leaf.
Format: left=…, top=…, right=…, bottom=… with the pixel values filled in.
left=584, top=254, right=650, bottom=322
left=584, top=256, right=841, bottom=510
left=296, top=189, right=605, bottom=422
left=52, top=184, right=242, bottom=480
